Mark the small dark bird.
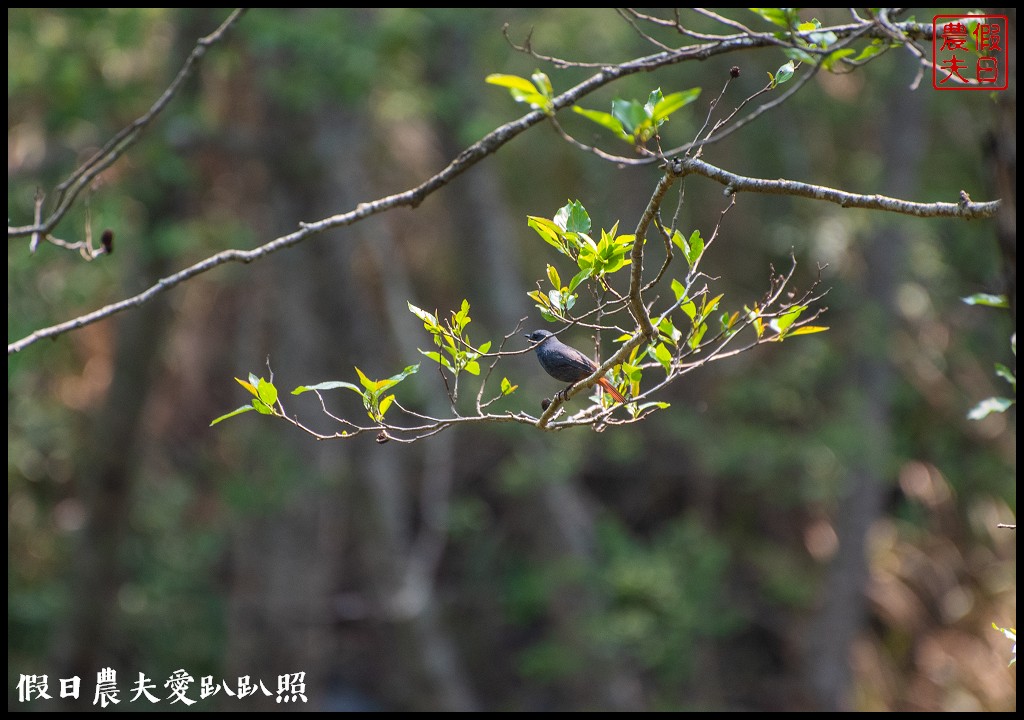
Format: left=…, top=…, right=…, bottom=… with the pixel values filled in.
left=525, top=329, right=626, bottom=403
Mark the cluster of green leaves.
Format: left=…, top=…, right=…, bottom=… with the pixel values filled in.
left=211, top=365, right=420, bottom=428
left=485, top=70, right=555, bottom=115
left=408, top=299, right=519, bottom=399
left=664, top=279, right=722, bottom=352
left=573, top=87, right=701, bottom=146
left=293, top=365, right=420, bottom=424
left=748, top=303, right=828, bottom=343
left=530, top=264, right=581, bottom=323
left=210, top=374, right=280, bottom=425
left=487, top=68, right=700, bottom=149
left=523, top=196, right=827, bottom=417
left=527, top=200, right=634, bottom=319
left=408, top=299, right=491, bottom=379
left=752, top=8, right=899, bottom=77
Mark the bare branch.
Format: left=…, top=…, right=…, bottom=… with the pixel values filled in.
left=673, top=156, right=1001, bottom=219
left=9, top=9, right=248, bottom=241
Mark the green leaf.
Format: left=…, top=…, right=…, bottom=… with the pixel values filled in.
left=749, top=8, right=795, bottom=28
left=531, top=70, right=553, bottom=98
left=653, top=342, right=673, bottom=372
left=650, top=88, right=701, bottom=122
left=235, top=377, right=259, bottom=397
left=576, top=231, right=599, bottom=254
left=568, top=268, right=593, bottom=293
left=641, top=401, right=671, bottom=410
left=783, top=47, right=816, bottom=64
left=853, top=40, right=885, bottom=62
left=967, top=396, right=1014, bottom=420
left=292, top=380, right=363, bottom=396
left=680, top=298, right=697, bottom=320
left=671, top=278, right=686, bottom=302
left=354, top=366, right=376, bottom=392
left=962, top=293, right=1009, bottom=308
left=684, top=230, right=704, bottom=266
left=252, top=398, right=275, bottom=415
left=572, top=106, right=628, bottom=139
left=485, top=73, right=538, bottom=94
left=485, top=73, right=550, bottom=112
left=658, top=317, right=682, bottom=345
left=785, top=325, right=829, bottom=336
left=644, top=87, right=664, bottom=116
left=378, top=394, right=395, bottom=418
left=621, top=360, right=642, bottom=383
left=408, top=302, right=441, bottom=331
left=554, top=201, right=591, bottom=234
left=479, top=340, right=492, bottom=354
left=464, top=360, right=481, bottom=375
left=528, top=289, right=552, bottom=308
left=382, top=364, right=420, bottom=389
left=610, top=232, right=634, bottom=251
left=501, top=377, right=518, bottom=395
left=808, top=28, right=838, bottom=49
left=611, top=98, right=647, bottom=135
left=513, top=91, right=549, bottom=111
left=774, top=60, right=796, bottom=86
left=547, top=264, right=561, bottom=289
left=670, top=229, right=687, bottom=255
left=720, top=310, right=739, bottom=331
left=772, top=305, right=807, bottom=334
left=452, top=298, right=471, bottom=332
left=701, top=294, right=724, bottom=322
left=602, top=256, right=630, bottom=274
left=210, top=405, right=256, bottom=426
left=994, top=363, right=1015, bottom=389
left=821, top=47, right=856, bottom=71
left=528, top=216, right=568, bottom=254
left=688, top=322, right=708, bottom=350
left=420, top=350, right=455, bottom=372
left=746, top=305, right=765, bottom=338
left=256, top=377, right=278, bottom=407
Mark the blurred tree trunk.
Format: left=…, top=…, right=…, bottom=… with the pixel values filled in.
left=805, top=82, right=926, bottom=711
left=53, top=256, right=174, bottom=688
left=215, top=44, right=479, bottom=703
left=49, top=12, right=197, bottom=693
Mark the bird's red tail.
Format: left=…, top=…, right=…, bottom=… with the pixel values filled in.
left=598, top=377, right=627, bottom=403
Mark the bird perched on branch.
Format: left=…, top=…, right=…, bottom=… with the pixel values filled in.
left=524, top=329, right=626, bottom=404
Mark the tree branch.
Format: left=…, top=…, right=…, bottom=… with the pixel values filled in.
left=674, top=156, right=1001, bottom=218
left=9, top=9, right=248, bottom=241
left=7, top=11, right=986, bottom=356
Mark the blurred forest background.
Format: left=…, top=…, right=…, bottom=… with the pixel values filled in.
left=8, top=8, right=1016, bottom=711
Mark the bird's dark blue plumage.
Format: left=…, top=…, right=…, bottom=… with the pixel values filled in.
left=525, top=329, right=626, bottom=403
